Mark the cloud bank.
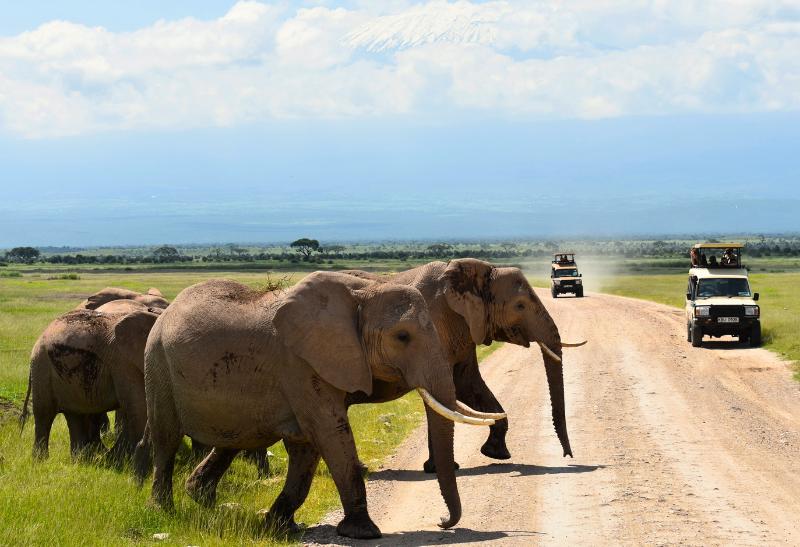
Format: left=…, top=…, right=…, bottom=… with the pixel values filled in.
left=1, top=0, right=799, bottom=137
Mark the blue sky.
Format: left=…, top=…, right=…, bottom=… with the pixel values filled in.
left=1, top=1, right=799, bottom=246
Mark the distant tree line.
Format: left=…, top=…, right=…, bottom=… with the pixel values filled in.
left=3, top=238, right=800, bottom=266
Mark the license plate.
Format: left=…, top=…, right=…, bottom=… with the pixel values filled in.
left=718, top=317, right=739, bottom=323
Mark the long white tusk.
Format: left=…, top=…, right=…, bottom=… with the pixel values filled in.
left=455, top=401, right=506, bottom=420
left=538, top=342, right=563, bottom=363
left=417, top=388, right=495, bottom=426
left=561, top=340, right=587, bottom=348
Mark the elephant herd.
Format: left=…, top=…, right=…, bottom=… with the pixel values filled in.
left=20, top=259, right=584, bottom=539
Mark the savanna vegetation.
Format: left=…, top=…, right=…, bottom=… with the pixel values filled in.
left=0, top=269, right=499, bottom=546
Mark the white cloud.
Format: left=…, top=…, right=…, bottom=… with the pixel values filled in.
left=0, top=0, right=799, bottom=137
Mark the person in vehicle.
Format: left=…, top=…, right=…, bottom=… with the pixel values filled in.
left=709, top=255, right=718, bottom=267
left=700, top=253, right=708, bottom=267
left=722, top=248, right=737, bottom=266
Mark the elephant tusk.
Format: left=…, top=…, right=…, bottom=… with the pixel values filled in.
left=417, top=389, right=495, bottom=426
left=561, top=340, right=587, bottom=348
left=455, top=401, right=506, bottom=421
left=538, top=342, right=563, bottom=363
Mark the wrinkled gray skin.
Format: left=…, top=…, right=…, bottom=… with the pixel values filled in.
left=133, top=272, right=463, bottom=539
left=193, top=259, right=571, bottom=488
left=21, top=298, right=162, bottom=462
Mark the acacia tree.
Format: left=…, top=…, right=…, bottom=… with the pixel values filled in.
left=5, top=247, right=40, bottom=263
left=153, top=245, right=180, bottom=262
left=290, top=238, right=321, bottom=259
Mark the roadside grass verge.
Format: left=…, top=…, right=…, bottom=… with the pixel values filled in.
left=600, top=273, right=800, bottom=379
left=0, top=269, right=501, bottom=545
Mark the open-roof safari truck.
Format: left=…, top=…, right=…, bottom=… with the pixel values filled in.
left=550, top=252, right=583, bottom=298
left=685, top=243, right=761, bottom=348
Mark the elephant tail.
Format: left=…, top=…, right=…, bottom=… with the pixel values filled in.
left=19, top=366, right=32, bottom=434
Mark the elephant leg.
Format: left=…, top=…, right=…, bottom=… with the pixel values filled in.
left=263, top=440, right=320, bottom=533
left=32, top=399, right=57, bottom=461
left=148, top=389, right=182, bottom=511
left=65, top=412, right=89, bottom=458
left=107, top=409, right=131, bottom=467
left=112, top=368, right=148, bottom=463
left=244, top=447, right=271, bottom=479
left=457, top=354, right=510, bottom=461
left=186, top=448, right=240, bottom=507
left=302, top=411, right=379, bottom=539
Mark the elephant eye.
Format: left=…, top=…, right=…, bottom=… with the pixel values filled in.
left=396, top=331, right=411, bottom=344
left=515, top=302, right=525, bottom=311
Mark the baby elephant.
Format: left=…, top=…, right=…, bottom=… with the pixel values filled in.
left=135, top=272, right=498, bottom=539
left=22, top=297, right=162, bottom=462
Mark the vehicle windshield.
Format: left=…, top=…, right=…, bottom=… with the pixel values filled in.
left=554, top=269, right=579, bottom=278
left=696, top=278, right=751, bottom=298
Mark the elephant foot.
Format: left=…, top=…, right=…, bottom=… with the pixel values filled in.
left=185, top=475, right=216, bottom=508
left=262, top=510, right=304, bottom=535
left=336, top=511, right=381, bottom=539
left=423, top=459, right=460, bottom=474
left=480, top=438, right=511, bottom=460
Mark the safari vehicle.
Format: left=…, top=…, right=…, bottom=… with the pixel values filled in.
left=551, top=252, right=583, bottom=298
left=685, top=243, right=761, bottom=348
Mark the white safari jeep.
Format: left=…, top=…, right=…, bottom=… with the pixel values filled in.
left=685, top=243, right=761, bottom=348
left=550, top=252, right=584, bottom=298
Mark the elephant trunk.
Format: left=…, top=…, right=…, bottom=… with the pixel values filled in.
left=421, top=376, right=461, bottom=529
left=528, top=310, right=573, bottom=458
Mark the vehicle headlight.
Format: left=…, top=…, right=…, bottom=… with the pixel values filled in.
left=553, top=279, right=561, bottom=284
left=695, top=305, right=710, bottom=317
left=575, top=279, right=582, bottom=284
left=745, top=305, right=759, bottom=317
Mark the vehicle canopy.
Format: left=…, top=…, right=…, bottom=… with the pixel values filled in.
left=689, top=242, right=744, bottom=269
left=552, top=252, right=576, bottom=266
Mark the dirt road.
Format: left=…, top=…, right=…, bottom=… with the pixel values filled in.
left=305, top=291, right=800, bottom=546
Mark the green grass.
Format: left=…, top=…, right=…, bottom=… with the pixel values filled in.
left=601, top=273, right=800, bottom=378
left=0, top=269, right=501, bottom=545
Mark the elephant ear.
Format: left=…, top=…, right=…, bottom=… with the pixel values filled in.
left=442, top=259, right=493, bottom=345
left=274, top=272, right=372, bottom=395
left=112, top=309, right=160, bottom=368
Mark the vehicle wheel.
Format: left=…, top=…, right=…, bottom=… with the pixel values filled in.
left=686, top=322, right=692, bottom=342
left=749, top=322, right=762, bottom=347
left=576, top=287, right=584, bottom=298
left=690, top=323, right=703, bottom=347
left=551, top=289, right=557, bottom=299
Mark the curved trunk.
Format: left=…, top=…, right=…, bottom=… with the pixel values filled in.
left=425, top=404, right=461, bottom=528
left=528, top=308, right=573, bottom=458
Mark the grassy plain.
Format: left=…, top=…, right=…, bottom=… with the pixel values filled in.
left=0, top=269, right=499, bottom=546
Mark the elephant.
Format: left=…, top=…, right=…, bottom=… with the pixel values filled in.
left=21, top=298, right=162, bottom=462
left=133, top=272, right=499, bottom=539
left=341, top=259, right=583, bottom=471
left=192, top=258, right=582, bottom=492
left=77, top=286, right=170, bottom=311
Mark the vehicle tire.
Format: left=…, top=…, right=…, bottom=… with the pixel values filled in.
left=690, top=323, right=703, bottom=347
left=576, top=287, right=584, bottom=298
left=749, top=322, right=762, bottom=347
left=551, top=288, right=557, bottom=299
left=686, top=322, right=692, bottom=342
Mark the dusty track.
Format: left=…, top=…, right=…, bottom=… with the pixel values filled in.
left=305, top=291, right=800, bottom=546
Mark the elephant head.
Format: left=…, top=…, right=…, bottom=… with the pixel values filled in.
left=78, top=287, right=169, bottom=311
left=442, top=258, right=582, bottom=458
left=275, top=272, right=498, bottom=528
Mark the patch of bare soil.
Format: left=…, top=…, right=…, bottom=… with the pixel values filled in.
left=304, top=291, right=800, bottom=546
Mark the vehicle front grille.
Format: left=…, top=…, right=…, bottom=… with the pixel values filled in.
left=710, top=305, right=745, bottom=318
